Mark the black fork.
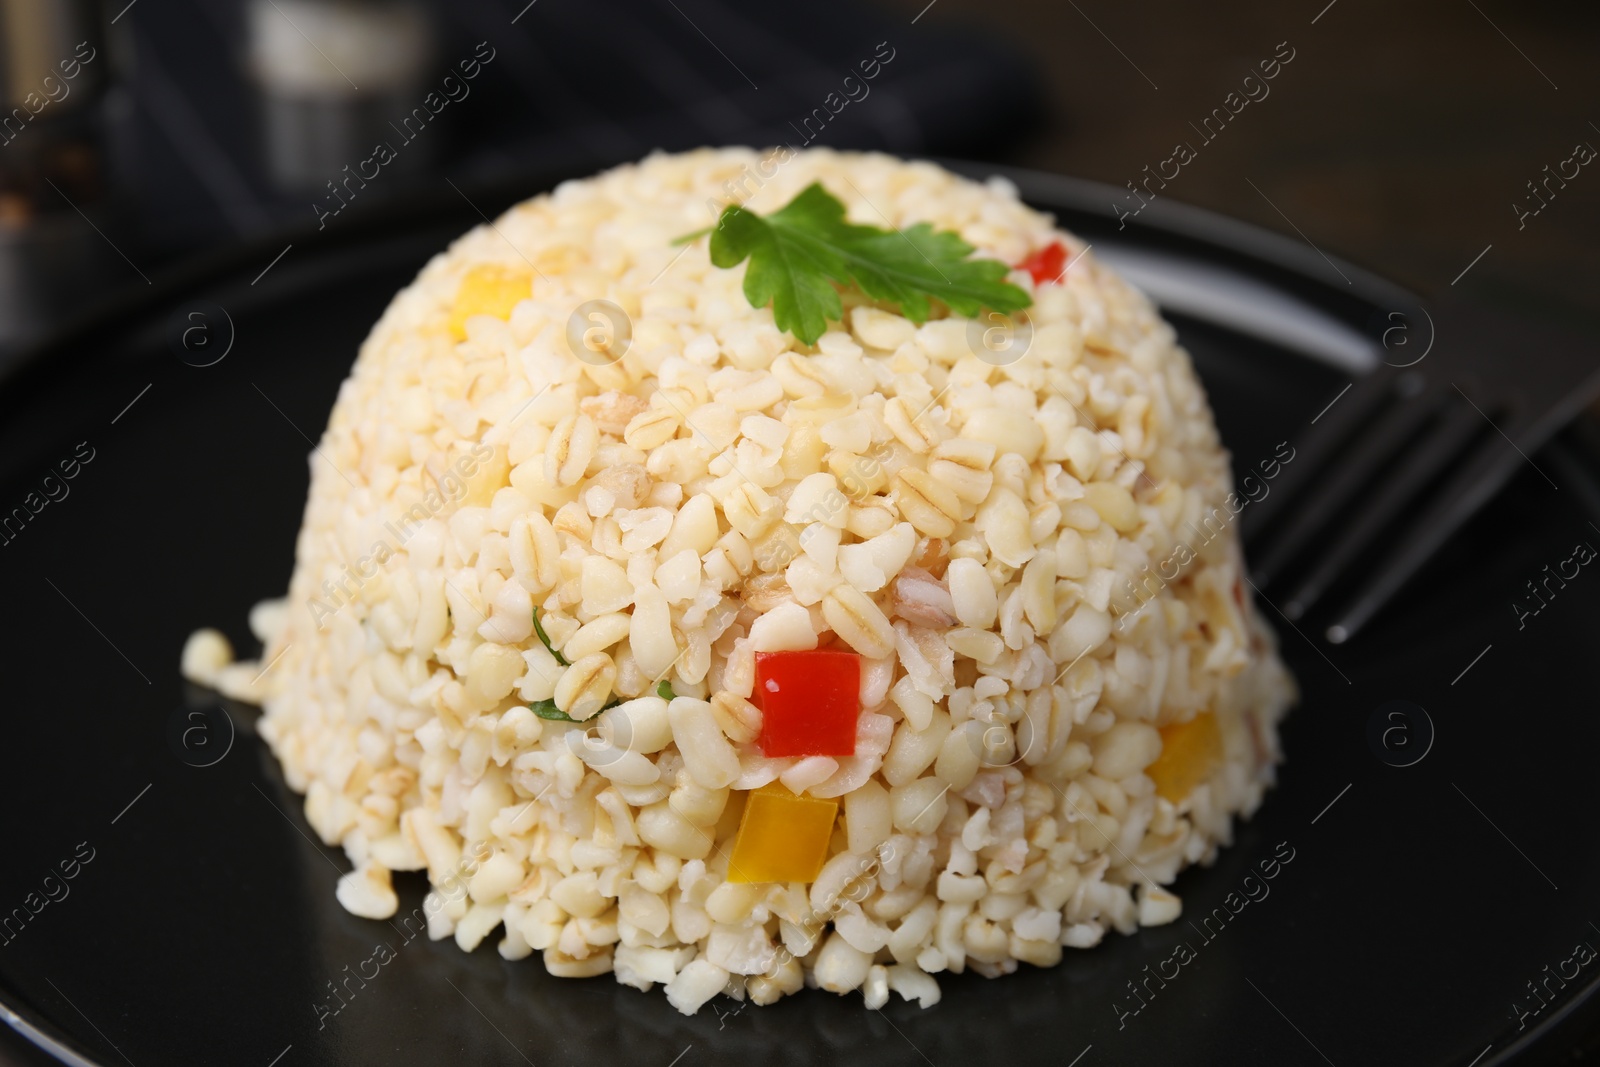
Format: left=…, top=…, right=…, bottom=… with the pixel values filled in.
left=1243, top=296, right=1600, bottom=643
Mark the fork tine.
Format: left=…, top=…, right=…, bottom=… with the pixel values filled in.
left=1243, top=365, right=1402, bottom=542
left=1279, top=401, right=1485, bottom=619
left=1323, top=425, right=1530, bottom=643
left=1250, top=384, right=1442, bottom=588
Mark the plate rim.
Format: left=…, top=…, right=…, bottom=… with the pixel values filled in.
left=0, top=156, right=1587, bottom=1067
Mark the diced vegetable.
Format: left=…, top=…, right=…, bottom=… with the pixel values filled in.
left=449, top=264, right=533, bottom=339
left=1016, top=241, right=1067, bottom=286
left=727, top=782, right=839, bottom=884
left=753, top=649, right=860, bottom=758
left=1146, top=711, right=1224, bottom=802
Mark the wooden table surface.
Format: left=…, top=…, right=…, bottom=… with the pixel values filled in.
left=887, top=0, right=1600, bottom=329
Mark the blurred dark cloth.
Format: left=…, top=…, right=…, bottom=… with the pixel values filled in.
left=116, top=0, right=1039, bottom=258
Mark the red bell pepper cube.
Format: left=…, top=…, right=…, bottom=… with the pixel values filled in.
left=753, top=649, right=860, bottom=758
left=1016, top=240, right=1068, bottom=286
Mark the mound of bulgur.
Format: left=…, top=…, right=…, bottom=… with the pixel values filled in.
left=185, top=148, right=1294, bottom=1015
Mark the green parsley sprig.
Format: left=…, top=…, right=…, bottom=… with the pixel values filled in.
left=528, top=601, right=677, bottom=721
left=677, top=182, right=1031, bottom=345
left=529, top=680, right=674, bottom=722
left=529, top=697, right=618, bottom=723
left=532, top=606, right=568, bottom=666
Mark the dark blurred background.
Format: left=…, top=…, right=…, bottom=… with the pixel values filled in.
left=0, top=0, right=1596, bottom=1061
left=1, top=0, right=1596, bottom=360
left=0, top=0, right=1040, bottom=356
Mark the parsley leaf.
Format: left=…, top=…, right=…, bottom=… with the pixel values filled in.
left=529, top=699, right=577, bottom=722
left=530, top=696, right=623, bottom=722
left=532, top=607, right=568, bottom=666
left=657, top=680, right=676, bottom=700
left=698, top=182, right=1031, bottom=344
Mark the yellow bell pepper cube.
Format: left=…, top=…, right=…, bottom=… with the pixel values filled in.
left=726, top=782, right=838, bottom=884
left=448, top=264, right=533, bottom=340
left=1146, top=710, right=1224, bottom=803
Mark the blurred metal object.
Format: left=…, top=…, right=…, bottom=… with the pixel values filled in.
left=0, top=0, right=103, bottom=109
left=0, top=0, right=106, bottom=206
left=1245, top=296, right=1600, bottom=644
left=0, top=0, right=117, bottom=353
left=247, top=0, right=432, bottom=191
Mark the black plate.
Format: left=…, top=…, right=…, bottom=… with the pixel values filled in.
left=2, top=161, right=1597, bottom=1067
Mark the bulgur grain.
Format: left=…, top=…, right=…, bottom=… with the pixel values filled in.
left=195, top=148, right=1293, bottom=1019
